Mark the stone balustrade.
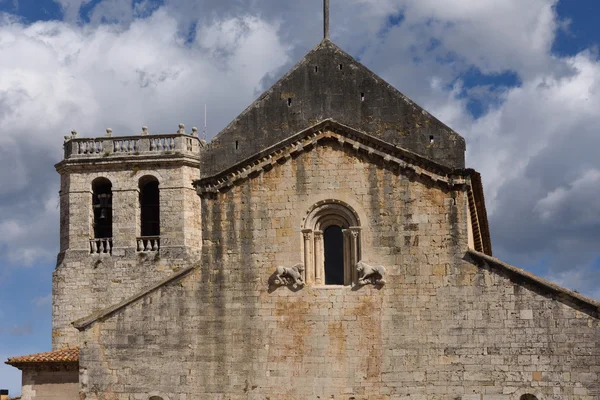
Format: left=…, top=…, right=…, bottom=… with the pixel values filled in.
left=63, top=126, right=204, bottom=160
left=137, top=236, right=160, bottom=252
left=89, top=238, right=113, bottom=255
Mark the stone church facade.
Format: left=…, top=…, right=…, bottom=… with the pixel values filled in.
left=6, top=36, right=600, bottom=400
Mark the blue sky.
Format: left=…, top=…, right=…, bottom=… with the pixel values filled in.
left=1, top=0, right=600, bottom=395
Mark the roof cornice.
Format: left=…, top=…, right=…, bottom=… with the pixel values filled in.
left=196, top=119, right=468, bottom=195
left=55, top=153, right=201, bottom=174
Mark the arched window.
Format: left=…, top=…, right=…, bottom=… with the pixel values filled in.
left=138, top=176, right=160, bottom=252
left=91, top=178, right=113, bottom=254
left=520, top=395, right=538, bottom=400
left=303, top=200, right=361, bottom=286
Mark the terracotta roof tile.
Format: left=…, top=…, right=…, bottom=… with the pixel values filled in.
left=5, top=348, right=79, bottom=365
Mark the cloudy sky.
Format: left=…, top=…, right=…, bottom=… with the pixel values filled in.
left=1, top=0, right=599, bottom=393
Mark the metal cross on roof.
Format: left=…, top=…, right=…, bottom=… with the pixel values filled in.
left=324, top=0, right=330, bottom=39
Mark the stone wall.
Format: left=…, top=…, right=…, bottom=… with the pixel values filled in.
left=53, top=161, right=201, bottom=349
left=78, top=140, right=598, bottom=399
left=20, top=368, right=78, bottom=400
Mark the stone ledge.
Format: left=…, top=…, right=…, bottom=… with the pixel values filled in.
left=467, top=249, right=600, bottom=317
left=55, top=152, right=201, bottom=173
left=72, top=266, right=197, bottom=330
left=195, top=119, right=470, bottom=195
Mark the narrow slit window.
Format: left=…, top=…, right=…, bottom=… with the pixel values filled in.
left=288, top=98, right=292, bottom=106
left=235, top=140, right=239, bottom=150
left=361, top=92, right=365, bottom=102
left=430, top=135, right=435, bottom=144
left=339, top=64, right=343, bottom=70
left=315, top=66, right=318, bottom=73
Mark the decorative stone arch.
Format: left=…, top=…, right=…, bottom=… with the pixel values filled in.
left=137, top=174, right=161, bottom=252
left=147, top=393, right=171, bottom=400
left=131, top=169, right=165, bottom=186
left=90, top=177, right=113, bottom=241
left=520, top=395, right=539, bottom=400
left=302, top=200, right=361, bottom=285
left=509, top=389, right=544, bottom=400
left=138, top=175, right=160, bottom=236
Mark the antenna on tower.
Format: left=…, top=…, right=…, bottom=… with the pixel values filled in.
left=203, top=104, right=207, bottom=142
left=324, top=0, right=330, bottom=39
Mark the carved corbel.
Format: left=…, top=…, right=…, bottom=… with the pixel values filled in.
left=270, top=263, right=305, bottom=289
left=356, top=261, right=386, bottom=286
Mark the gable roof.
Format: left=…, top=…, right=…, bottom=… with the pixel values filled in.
left=201, top=39, right=465, bottom=177
left=6, top=348, right=79, bottom=368
left=467, top=250, right=600, bottom=318
left=194, top=118, right=492, bottom=256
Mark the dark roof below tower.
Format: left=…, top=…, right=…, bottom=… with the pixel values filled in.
left=201, top=39, right=466, bottom=177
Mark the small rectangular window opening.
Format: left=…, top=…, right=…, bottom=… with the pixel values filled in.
left=287, top=98, right=292, bottom=107
left=339, top=64, right=343, bottom=70
left=315, top=66, right=318, bottom=73
left=429, top=136, right=435, bottom=144
left=235, top=140, right=239, bottom=150
left=361, top=92, right=365, bottom=102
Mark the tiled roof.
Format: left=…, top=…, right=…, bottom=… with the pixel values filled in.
left=5, top=348, right=79, bottom=365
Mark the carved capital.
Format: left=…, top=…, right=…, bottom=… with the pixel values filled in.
left=313, top=230, right=323, bottom=239
left=349, top=226, right=362, bottom=239
left=302, top=229, right=312, bottom=241
left=270, top=263, right=305, bottom=289
left=356, top=261, right=386, bottom=286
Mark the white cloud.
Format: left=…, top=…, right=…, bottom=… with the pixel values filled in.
left=0, top=1, right=599, bottom=299
left=397, top=0, right=559, bottom=75
left=52, top=0, right=91, bottom=22
left=535, top=169, right=600, bottom=225
left=0, top=189, right=57, bottom=266
left=33, top=293, right=52, bottom=308
left=0, top=7, right=291, bottom=270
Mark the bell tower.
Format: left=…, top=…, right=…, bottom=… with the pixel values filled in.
left=52, top=124, right=203, bottom=348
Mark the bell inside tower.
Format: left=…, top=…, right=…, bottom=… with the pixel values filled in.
left=92, top=178, right=113, bottom=239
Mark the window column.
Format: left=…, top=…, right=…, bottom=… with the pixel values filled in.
left=349, top=227, right=361, bottom=284
left=313, top=230, right=324, bottom=285
left=302, top=229, right=313, bottom=284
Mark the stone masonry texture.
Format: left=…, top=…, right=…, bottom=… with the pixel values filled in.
left=20, top=368, right=78, bottom=400
left=53, top=159, right=201, bottom=348
left=75, top=139, right=599, bottom=399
